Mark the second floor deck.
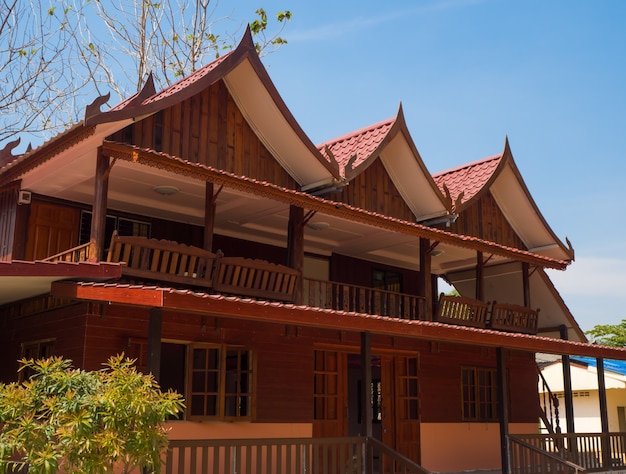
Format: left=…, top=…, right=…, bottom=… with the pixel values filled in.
left=29, top=232, right=541, bottom=336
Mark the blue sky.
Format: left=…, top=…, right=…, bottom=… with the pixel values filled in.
left=227, top=0, right=626, bottom=332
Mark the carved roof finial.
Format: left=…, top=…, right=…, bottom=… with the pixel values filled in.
left=0, top=137, right=21, bottom=167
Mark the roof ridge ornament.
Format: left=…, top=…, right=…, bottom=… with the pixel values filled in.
left=84, top=92, right=111, bottom=124
left=0, top=137, right=21, bottom=167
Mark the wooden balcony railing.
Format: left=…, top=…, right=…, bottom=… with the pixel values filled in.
left=303, top=278, right=425, bottom=320
left=513, top=433, right=626, bottom=472
left=490, top=302, right=539, bottom=334
left=163, top=436, right=429, bottom=474
left=42, top=242, right=92, bottom=263
left=436, top=294, right=489, bottom=328
left=436, top=294, right=540, bottom=334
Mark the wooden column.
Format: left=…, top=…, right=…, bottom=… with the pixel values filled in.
left=596, top=357, right=611, bottom=468
left=496, top=347, right=510, bottom=474
left=476, top=251, right=484, bottom=301
left=360, top=332, right=373, bottom=439
left=560, top=325, right=576, bottom=434
left=146, top=308, right=163, bottom=382
left=522, top=262, right=531, bottom=308
left=287, top=205, right=304, bottom=305
left=418, top=237, right=433, bottom=321
left=89, top=149, right=109, bottom=262
left=204, top=182, right=216, bottom=252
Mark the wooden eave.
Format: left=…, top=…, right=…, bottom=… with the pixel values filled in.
left=493, top=139, right=575, bottom=260
left=0, top=124, right=96, bottom=187
left=343, top=105, right=450, bottom=220
left=51, top=280, right=626, bottom=360
left=101, top=140, right=570, bottom=270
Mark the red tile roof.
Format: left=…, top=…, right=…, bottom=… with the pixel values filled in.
left=318, top=118, right=394, bottom=174
left=432, top=154, right=502, bottom=208
left=52, top=280, right=626, bottom=359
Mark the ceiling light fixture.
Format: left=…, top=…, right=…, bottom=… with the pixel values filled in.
left=153, top=185, right=179, bottom=196
left=307, top=222, right=330, bottom=231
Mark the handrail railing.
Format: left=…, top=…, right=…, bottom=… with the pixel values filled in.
left=537, top=364, right=561, bottom=435
left=435, top=294, right=489, bottom=328
left=513, top=433, right=626, bottom=472
left=509, top=435, right=586, bottom=474
left=41, top=242, right=91, bottom=263
left=303, top=278, right=425, bottom=320
left=164, top=436, right=430, bottom=474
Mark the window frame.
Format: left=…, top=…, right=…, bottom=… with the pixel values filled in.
left=186, top=343, right=254, bottom=421
left=20, top=338, right=56, bottom=381
left=461, top=366, right=499, bottom=422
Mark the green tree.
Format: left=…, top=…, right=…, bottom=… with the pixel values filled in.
left=586, top=320, right=626, bottom=347
left=0, top=355, right=184, bottom=474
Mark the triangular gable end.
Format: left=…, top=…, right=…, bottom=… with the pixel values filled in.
left=319, top=105, right=450, bottom=222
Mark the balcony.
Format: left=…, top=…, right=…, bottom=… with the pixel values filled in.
left=40, top=234, right=537, bottom=334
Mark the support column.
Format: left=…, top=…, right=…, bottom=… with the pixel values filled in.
left=204, top=182, right=216, bottom=252
left=89, top=149, right=109, bottom=262
left=418, top=237, right=433, bottom=320
left=560, top=325, right=576, bottom=435
left=476, top=251, right=484, bottom=301
left=522, top=262, right=531, bottom=308
left=497, top=347, right=510, bottom=474
left=147, top=308, right=163, bottom=382
left=360, top=332, right=373, bottom=439
left=597, top=358, right=611, bottom=468
left=287, top=205, right=304, bottom=305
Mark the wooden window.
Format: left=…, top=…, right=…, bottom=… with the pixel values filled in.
left=188, top=344, right=253, bottom=420
left=373, top=269, right=402, bottom=293
left=461, top=366, right=498, bottom=421
left=79, top=211, right=151, bottom=246
left=314, top=350, right=339, bottom=421
left=20, top=339, right=55, bottom=381
left=397, top=357, right=419, bottom=420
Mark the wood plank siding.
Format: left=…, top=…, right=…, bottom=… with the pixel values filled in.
left=448, top=192, right=526, bottom=250
left=0, top=183, right=18, bottom=261
left=327, top=159, right=416, bottom=222
left=111, top=80, right=298, bottom=190
left=2, top=300, right=539, bottom=426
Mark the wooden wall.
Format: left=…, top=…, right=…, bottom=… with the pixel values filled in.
left=112, top=80, right=297, bottom=190
left=326, top=159, right=416, bottom=222
left=0, top=184, right=18, bottom=261
left=447, top=192, right=526, bottom=250
left=1, top=303, right=539, bottom=425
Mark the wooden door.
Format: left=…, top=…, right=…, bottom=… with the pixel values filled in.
left=25, top=202, right=80, bottom=260
left=381, top=354, right=421, bottom=464
left=313, top=350, right=348, bottom=438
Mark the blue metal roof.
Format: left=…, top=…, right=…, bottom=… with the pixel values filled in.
left=571, top=356, right=626, bottom=376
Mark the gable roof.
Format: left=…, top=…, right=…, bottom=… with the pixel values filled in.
left=318, top=106, right=450, bottom=221
left=433, top=138, right=574, bottom=262
left=0, top=28, right=340, bottom=191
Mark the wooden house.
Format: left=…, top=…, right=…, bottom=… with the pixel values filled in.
left=2, top=29, right=626, bottom=473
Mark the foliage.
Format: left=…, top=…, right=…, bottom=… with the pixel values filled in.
left=0, top=0, right=292, bottom=145
left=585, top=320, right=626, bottom=347
left=0, top=355, right=184, bottom=474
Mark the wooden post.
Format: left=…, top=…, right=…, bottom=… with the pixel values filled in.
left=418, top=237, right=433, bottom=320
left=497, top=347, right=510, bottom=474
left=476, top=251, right=484, bottom=301
left=361, top=332, right=373, bottom=439
left=522, top=262, right=531, bottom=308
left=597, top=358, right=611, bottom=468
left=147, top=308, right=163, bottom=382
left=287, top=205, right=304, bottom=305
left=560, top=325, right=576, bottom=435
left=204, top=182, right=216, bottom=252
left=89, top=149, right=109, bottom=262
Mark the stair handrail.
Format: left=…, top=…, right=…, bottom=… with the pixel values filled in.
left=537, top=363, right=561, bottom=436
left=508, top=435, right=586, bottom=474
